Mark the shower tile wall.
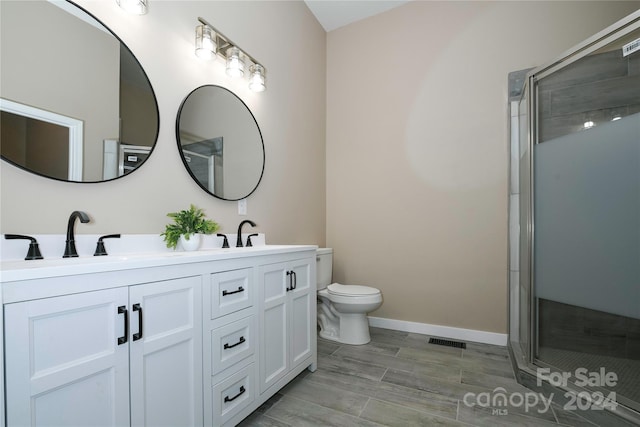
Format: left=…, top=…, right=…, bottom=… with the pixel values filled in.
left=539, top=299, right=640, bottom=360
left=538, top=49, right=640, bottom=142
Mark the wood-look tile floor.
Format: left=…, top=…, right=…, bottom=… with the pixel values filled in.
left=238, top=328, right=602, bottom=426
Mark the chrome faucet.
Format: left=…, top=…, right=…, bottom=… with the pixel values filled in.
left=63, top=211, right=90, bottom=258
left=236, top=220, right=256, bottom=247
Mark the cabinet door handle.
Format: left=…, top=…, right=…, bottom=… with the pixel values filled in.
left=223, top=336, right=245, bottom=350
left=286, top=271, right=292, bottom=291
left=132, top=303, right=143, bottom=341
left=224, top=385, right=246, bottom=403
left=117, top=305, right=128, bottom=345
left=292, top=271, right=297, bottom=290
left=222, top=286, right=244, bottom=296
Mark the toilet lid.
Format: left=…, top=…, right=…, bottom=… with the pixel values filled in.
left=327, top=283, right=380, bottom=296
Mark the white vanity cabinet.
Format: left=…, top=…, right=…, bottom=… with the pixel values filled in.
left=259, top=256, right=316, bottom=394
left=1, top=245, right=317, bottom=427
left=4, top=275, right=202, bottom=427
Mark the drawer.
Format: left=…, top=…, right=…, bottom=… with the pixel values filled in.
left=211, top=269, right=252, bottom=318
left=212, top=363, right=255, bottom=426
left=211, top=316, right=255, bottom=375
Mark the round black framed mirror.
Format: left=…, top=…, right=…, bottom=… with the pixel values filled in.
left=0, top=0, right=159, bottom=183
left=176, top=85, right=265, bottom=201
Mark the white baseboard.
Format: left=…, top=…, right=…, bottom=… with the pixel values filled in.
left=367, top=316, right=508, bottom=346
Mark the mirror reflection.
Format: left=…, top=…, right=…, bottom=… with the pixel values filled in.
left=176, top=85, right=264, bottom=201
left=0, top=0, right=159, bottom=182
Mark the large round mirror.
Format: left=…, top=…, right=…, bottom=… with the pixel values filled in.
left=176, top=85, right=265, bottom=201
left=0, top=0, right=159, bottom=182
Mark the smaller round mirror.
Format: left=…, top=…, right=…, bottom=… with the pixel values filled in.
left=176, top=85, right=264, bottom=201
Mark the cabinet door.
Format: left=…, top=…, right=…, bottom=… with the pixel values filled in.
left=289, top=258, right=314, bottom=368
left=129, top=276, right=203, bottom=427
left=258, top=262, right=289, bottom=393
left=5, top=287, right=130, bottom=427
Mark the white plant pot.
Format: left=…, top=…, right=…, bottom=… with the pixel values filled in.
left=179, top=233, right=202, bottom=251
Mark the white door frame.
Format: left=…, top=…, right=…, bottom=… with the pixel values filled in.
left=0, top=98, right=83, bottom=180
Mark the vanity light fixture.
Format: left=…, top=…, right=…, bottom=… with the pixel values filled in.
left=196, top=17, right=267, bottom=92
left=116, top=0, right=148, bottom=15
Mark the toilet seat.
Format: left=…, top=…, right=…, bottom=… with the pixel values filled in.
left=327, top=283, right=380, bottom=297
left=319, top=284, right=383, bottom=307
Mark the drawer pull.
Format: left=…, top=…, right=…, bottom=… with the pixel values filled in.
left=222, top=286, right=244, bottom=296
left=224, top=385, right=246, bottom=403
left=223, top=336, right=246, bottom=350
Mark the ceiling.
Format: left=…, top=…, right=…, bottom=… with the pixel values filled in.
left=304, top=0, right=411, bottom=32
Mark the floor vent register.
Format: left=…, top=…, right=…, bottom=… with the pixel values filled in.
left=428, top=338, right=466, bottom=349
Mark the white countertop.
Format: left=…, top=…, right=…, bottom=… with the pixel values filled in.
left=1, top=234, right=317, bottom=283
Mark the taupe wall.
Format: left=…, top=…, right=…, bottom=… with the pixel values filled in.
left=326, top=1, right=640, bottom=333
left=0, top=1, right=326, bottom=246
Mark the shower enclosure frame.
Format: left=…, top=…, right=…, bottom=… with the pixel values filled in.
left=508, top=9, right=640, bottom=425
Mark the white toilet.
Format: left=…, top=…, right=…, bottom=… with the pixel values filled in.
left=316, top=248, right=382, bottom=345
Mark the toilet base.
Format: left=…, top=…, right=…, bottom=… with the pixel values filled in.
left=318, top=311, right=371, bottom=345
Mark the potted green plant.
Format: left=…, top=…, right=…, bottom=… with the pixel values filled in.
left=161, top=204, right=219, bottom=250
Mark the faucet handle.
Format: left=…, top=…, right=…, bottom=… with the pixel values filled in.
left=246, top=234, right=259, bottom=247
left=5, top=234, right=44, bottom=260
left=94, top=234, right=121, bottom=256
left=217, top=233, right=230, bottom=248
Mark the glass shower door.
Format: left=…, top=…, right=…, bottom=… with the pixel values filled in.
left=532, top=26, right=640, bottom=411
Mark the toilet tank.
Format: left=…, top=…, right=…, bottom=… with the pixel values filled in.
left=316, top=248, right=333, bottom=290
